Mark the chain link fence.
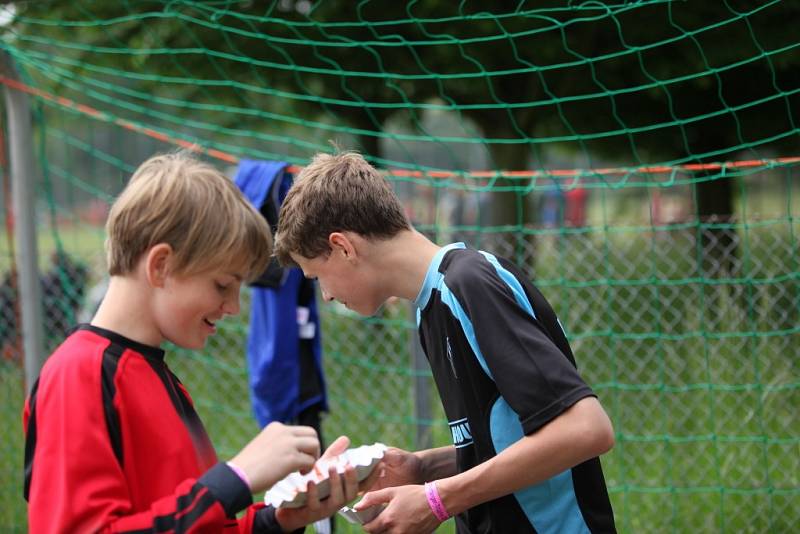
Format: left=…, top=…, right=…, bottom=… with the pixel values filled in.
left=1, top=124, right=797, bottom=532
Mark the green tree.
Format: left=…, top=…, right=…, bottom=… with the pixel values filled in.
left=8, top=0, right=800, bottom=266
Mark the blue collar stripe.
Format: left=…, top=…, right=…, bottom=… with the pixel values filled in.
left=478, top=251, right=537, bottom=320
left=414, top=242, right=466, bottom=309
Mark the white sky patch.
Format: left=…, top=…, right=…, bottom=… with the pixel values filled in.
left=0, top=4, right=16, bottom=27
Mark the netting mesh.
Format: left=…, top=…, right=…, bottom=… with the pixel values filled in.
left=0, top=1, right=798, bottom=532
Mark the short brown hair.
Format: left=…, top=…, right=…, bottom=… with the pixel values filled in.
left=274, top=151, right=410, bottom=266
left=106, top=152, right=271, bottom=282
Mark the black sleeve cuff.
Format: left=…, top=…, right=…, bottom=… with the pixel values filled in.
left=198, top=462, right=253, bottom=518
left=254, top=505, right=306, bottom=534
left=521, top=387, right=596, bottom=435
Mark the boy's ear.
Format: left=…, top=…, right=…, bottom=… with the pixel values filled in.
left=329, top=232, right=356, bottom=261
left=145, top=243, right=174, bottom=288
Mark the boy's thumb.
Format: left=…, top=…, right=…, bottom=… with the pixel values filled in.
left=383, top=448, right=407, bottom=466
left=354, top=488, right=393, bottom=510
left=321, top=435, right=350, bottom=459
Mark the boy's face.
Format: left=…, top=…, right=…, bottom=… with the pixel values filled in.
left=152, top=266, right=243, bottom=349
left=291, top=250, right=382, bottom=316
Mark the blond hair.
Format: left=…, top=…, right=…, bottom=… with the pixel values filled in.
left=106, top=152, right=271, bottom=282
left=274, top=151, right=410, bottom=266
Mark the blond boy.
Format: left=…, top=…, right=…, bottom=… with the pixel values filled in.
left=24, top=153, right=360, bottom=533
left=275, top=152, right=617, bottom=534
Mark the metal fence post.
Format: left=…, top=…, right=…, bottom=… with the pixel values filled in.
left=409, top=303, right=432, bottom=451
left=1, top=53, right=44, bottom=393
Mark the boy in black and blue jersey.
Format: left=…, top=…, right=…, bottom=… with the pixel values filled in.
left=274, top=151, right=617, bottom=534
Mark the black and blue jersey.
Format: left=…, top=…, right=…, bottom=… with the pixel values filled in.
left=414, top=243, right=616, bottom=534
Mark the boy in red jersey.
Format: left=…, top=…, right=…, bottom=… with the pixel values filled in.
left=23, top=153, right=362, bottom=533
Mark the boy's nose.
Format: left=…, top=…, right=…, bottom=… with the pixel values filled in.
left=223, top=294, right=241, bottom=315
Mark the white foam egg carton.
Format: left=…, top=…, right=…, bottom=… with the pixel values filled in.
left=264, top=442, right=387, bottom=508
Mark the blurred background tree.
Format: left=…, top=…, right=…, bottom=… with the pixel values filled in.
left=10, top=0, right=798, bottom=269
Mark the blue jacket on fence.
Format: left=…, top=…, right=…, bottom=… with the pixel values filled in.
left=234, top=160, right=328, bottom=427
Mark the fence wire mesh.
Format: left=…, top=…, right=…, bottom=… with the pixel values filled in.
left=0, top=1, right=799, bottom=532
left=1, top=123, right=797, bottom=532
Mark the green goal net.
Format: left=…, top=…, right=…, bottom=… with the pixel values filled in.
left=0, top=2, right=798, bottom=532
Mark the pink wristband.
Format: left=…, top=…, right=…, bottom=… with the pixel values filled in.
left=424, top=481, right=450, bottom=522
left=226, top=461, right=252, bottom=492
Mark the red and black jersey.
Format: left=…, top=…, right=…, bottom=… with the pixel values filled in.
left=23, top=324, right=298, bottom=534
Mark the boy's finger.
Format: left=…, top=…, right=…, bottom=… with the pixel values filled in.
left=291, top=425, right=320, bottom=441
left=304, top=480, right=321, bottom=511
left=342, top=465, right=359, bottom=501
left=325, top=465, right=342, bottom=502
left=296, top=452, right=317, bottom=474
left=297, top=436, right=321, bottom=458
left=292, top=424, right=318, bottom=435
left=321, top=435, right=350, bottom=459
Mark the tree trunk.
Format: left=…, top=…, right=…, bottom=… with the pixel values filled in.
left=695, top=175, right=737, bottom=278
left=485, top=142, right=535, bottom=274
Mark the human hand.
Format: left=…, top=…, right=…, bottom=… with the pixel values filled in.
left=316, top=436, right=384, bottom=493
left=275, top=436, right=360, bottom=531
left=230, top=422, right=320, bottom=493
left=364, top=446, right=423, bottom=491
left=357, top=484, right=441, bottom=534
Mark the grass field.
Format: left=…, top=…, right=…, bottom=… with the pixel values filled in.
left=0, top=361, right=25, bottom=533
left=1, top=216, right=797, bottom=532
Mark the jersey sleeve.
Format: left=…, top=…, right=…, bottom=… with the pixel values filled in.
left=446, top=253, right=595, bottom=435
left=22, top=348, right=286, bottom=534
